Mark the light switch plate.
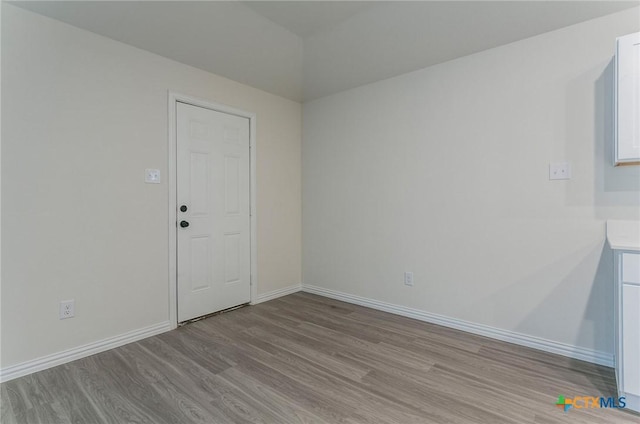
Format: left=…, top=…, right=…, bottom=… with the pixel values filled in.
left=549, top=162, right=571, bottom=180
left=145, top=169, right=161, bottom=184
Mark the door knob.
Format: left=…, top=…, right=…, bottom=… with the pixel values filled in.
left=180, top=220, right=189, bottom=228
left=180, top=205, right=188, bottom=212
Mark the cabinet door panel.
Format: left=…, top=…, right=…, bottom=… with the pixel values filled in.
left=622, top=283, right=640, bottom=395
left=622, top=253, right=640, bottom=284
left=616, top=32, right=640, bottom=164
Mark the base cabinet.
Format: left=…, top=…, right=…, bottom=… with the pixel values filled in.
left=615, top=251, right=640, bottom=413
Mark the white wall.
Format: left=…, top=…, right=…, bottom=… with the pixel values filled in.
left=0, top=3, right=3, bottom=371
left=303, top=8, right=640, bottom=359
left=1, top=4, right=301, bottom=368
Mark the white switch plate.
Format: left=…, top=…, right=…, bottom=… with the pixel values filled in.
left=145, top=169, right=161, bottom=184
left=549, top=162, right=571, bottom=180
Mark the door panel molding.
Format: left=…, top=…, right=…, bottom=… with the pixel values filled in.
left=168, top=92, right=257, bottom=328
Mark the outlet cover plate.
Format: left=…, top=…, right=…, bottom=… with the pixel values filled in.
left=404, top=272, right=414, bottom=286
left=59, top=300, right=75, bottom=319
left=549, top=162, right=571, bottom=180
left=145, top=169, right=161, bottom=184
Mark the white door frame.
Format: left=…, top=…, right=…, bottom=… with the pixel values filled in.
left=168, top=91, right=257, bottom=328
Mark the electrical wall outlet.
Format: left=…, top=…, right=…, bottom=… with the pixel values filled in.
left=549, top=162, right=571, bottom=180
left=145, top=168, right=161, bottom=184
left=59, top=300, right=75, bottom=319
left=404, top=272, right=414, bottom=286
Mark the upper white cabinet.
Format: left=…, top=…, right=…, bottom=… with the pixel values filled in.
left=615, top=32, right=640, bottom=166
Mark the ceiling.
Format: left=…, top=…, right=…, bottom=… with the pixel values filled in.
left=9, top=1, right=640, bottom=102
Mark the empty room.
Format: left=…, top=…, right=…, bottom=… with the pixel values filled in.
left=1, top=1, right=640, bottom=423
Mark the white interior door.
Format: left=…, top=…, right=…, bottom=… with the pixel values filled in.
left=177, top=102, right=250, bottom=322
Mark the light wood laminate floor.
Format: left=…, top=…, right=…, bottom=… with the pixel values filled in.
left=1, top=292, right=637, bottom=423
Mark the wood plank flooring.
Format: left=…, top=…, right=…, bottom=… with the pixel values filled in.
left=1, top=292, right=637, bottom=423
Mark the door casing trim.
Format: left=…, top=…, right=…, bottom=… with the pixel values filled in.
left=168, top=91, right=257, bottom=328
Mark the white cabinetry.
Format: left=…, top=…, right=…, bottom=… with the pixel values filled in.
left=615, top=32, right=640, bottom=165
left=614, top=251, right=640, bottom=413
left=608, top=221, right=640, bottom=413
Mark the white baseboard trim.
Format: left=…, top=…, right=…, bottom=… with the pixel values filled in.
left=302, top=284, right=613, bottom=368
left=0, top=321, right=172, bottom=383
left=252, top=284, right=302, bottom=305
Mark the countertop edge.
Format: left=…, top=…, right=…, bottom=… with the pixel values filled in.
left=608, top=242, right=640, bottom=252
